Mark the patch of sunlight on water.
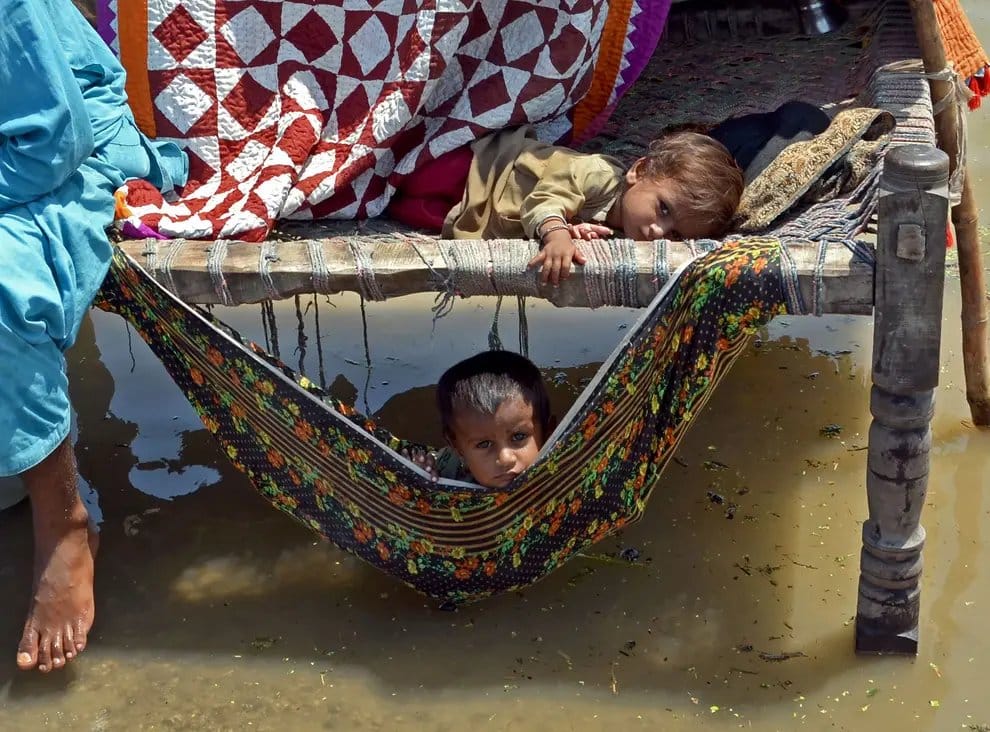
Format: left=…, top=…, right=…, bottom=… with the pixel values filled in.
left=4, top=3, right=990, bottom=730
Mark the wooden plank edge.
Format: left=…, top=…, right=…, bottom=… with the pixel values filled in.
left=117, top=238, right=874, bottom=314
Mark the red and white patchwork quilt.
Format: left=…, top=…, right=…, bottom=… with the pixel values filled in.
left=102, top=0, right=670, bottom=241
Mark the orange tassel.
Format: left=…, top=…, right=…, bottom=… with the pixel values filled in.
left=968, top=76, right=982, bottom=110
left=947, top=222, right=955, bottom=249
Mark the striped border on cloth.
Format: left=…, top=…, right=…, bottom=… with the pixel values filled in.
left=571, top=0, right=673, bottom=143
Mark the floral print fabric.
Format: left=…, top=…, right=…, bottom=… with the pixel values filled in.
left=96, top=239, right=787, bottom=604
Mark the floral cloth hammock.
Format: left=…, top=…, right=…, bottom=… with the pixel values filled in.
left=97, top=239, right=786, bottom=603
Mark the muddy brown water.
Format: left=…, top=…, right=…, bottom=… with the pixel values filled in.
left=4, top=7, right=990, bottom=731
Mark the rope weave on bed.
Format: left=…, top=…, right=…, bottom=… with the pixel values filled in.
left=97, top=239, right=787, bottom=603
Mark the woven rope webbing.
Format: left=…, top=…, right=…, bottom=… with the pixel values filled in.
left=97, top=240, right=788, bottom=603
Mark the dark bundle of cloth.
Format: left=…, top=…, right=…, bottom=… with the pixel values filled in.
left=709, top=100, right=831, bottom=184
left=709, top=101, right=894, bottom=232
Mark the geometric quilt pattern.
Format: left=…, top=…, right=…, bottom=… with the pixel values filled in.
left=99, top=0, right=672, bottom=241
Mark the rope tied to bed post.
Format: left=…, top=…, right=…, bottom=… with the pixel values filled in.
left=926, top=65, right=971, bottom=204
left=160, top=239, right=184, bottom=295
left=582, top=238, right=640, bottom=308
left=437, top=240, right=541, bottom=299
left=141, top=239, right=159, bottom=274
left=872, top=62, right=970, bottom=202
left=345, top=238, right=387, bottom=302
left=517, top=296, right=529, bottom=357
left=490, top=241, right=540, bottom=297
left=488, top=296, right=505, bottom=351
left=307, top=239, right=331, bottom=294
left=206, top=239, right=233, bottom=306
left=652, top=239, right=670, bottom=289
left=259, top=240, right=281, bottom=301
left=486, top=295, right=530, bottom=354
left=403, top=236, right=459, bottom=324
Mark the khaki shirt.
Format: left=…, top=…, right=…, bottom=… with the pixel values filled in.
left=442, top=125, right=625, bottom=240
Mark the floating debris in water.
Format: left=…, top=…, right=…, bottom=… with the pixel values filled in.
left=566, top=566, right=596, bottom=587
left=758, top=650, right=807, bottom=662
left=703, top=459, right=730, bottom=471
left=820, top=424, right=843, bottom=438
left=707, top=491, right=725, bottom=505
left=122, top=507, right=160, bottom=537
left=619, top=547, right=640, bottom=562
left=250, top=636, right=279, bottom=651
left=552, top=371, right=568, bottom=385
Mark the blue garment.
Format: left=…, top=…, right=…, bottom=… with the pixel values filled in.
left=0, top=0, right=187, bottom=476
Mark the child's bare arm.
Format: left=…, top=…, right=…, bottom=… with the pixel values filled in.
left=527, top=224, right=587, bottom=286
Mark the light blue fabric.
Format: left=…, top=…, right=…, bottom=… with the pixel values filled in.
left=0, top=0, right=188, bottom=476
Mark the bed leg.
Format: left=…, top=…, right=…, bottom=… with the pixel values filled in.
left=855, top=144, right=949, bottom=655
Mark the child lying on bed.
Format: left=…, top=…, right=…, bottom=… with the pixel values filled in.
left=387, top=125, right=744, bottom=286
left=402, top=350, right=555, bottom=489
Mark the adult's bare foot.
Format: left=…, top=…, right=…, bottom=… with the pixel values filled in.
left=15, top=438, right=97, bottom=673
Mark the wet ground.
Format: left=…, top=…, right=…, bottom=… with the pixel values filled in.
left=3, top=4, right=990, bottom=730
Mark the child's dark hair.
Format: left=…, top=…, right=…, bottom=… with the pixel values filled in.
left=636, top=130, right=744, bottom=237
left=437, top=350, right=551, bottom=437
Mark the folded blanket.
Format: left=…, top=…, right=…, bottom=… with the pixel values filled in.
left=734, top=107, right=895, bottom=233
left=99, top=0, right=671, bottom=241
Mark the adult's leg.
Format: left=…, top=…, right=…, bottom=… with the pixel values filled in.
left=1, top=168, right=113, bottom=672
left=16, top=439, right=97, bottom=673
left=0, top=315, right=98, bottom=673
left=0, top=476, right=27, bottom=511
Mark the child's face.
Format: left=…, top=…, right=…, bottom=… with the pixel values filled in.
left=618, top=164, right=713, bottom=241
left=446, top=395, right=545, bottom=489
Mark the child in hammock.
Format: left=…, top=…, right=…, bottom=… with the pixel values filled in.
left=403, top=350, right=555, bottom=489
left=387, top=125, right=744, bottom=286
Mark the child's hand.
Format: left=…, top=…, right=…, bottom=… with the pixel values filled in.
left=401, top=447, right=439, bottom=482
left=528, top=229, right=587, bottom=286
left=569, top=222, right=613, bottom=240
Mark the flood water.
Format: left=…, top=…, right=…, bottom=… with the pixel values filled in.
left=3, top=4, right=990, bottom=730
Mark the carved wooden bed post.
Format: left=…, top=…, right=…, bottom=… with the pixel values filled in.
left=855, top=143, right=949, bottom=654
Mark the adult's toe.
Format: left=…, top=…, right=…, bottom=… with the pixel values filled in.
left=16, top=626, right=39, bottom=670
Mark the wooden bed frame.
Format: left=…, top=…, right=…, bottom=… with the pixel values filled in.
left=107, top=0, right=988, bottom=655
